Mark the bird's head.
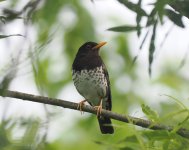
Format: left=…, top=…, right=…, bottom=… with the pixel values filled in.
left=77, top=41, right=107, bottom=56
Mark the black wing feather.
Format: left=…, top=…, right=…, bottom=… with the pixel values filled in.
left=97, top=62, right=114, bottom=134
left=102, top=62, right=112, bottom=111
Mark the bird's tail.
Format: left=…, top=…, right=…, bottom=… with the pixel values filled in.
left=98, top=116, right=114, bottom=134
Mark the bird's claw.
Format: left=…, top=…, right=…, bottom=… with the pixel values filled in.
left=94, top=99, right=103, bottom=117
left=94, top=105, right=102, bottom=117
left=77, top=100, right=87, bottom=115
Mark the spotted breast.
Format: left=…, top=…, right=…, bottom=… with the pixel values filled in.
left=72, top=66, right=108, bottom=107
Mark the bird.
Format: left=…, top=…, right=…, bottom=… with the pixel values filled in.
left=72, top=41, right=114, bottom=134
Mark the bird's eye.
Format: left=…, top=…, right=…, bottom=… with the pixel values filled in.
left=86, top=44, right=91, bottom=49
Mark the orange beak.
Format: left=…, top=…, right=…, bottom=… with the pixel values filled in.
left=92, top=42, right=107, bottom=50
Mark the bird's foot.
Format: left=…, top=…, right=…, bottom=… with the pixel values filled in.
left=94, top=99, right=103, bottom=117
left=77, top=100, right=87, bottom=115
left=94, top=105, right=102, bottom=117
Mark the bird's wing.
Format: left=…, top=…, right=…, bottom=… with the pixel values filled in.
left=102, top=62, right=112, bottom=111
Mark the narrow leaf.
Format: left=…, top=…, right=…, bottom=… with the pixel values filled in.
left=118, top=0, right=147, bottom=16
left=165, top=9, right=185, bottom=28
left=169, top=1, right=189, bottom=20
left=136, top=0, right=142, bottom=36
left=0, top=34, right=23, bottom=39
left=154, top=0, right=168, bottom=23
left=136, top=13, right=142, bottom=36
left=146, top=8, right=157, bottom=27
left=108, top=25, right=140, bottom=32
left=139, top=29, right=150, bottom=50
left=141, top=104, right=159, bottom=122
left=0, top=73, right=14, bottom=95
left=148, top=21, right=157, bottom=76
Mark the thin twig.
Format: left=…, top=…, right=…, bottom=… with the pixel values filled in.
left=0, top=90, right=189, bottom=139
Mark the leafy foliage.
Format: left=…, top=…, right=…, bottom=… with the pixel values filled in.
left=0, top=117, right=45, bottom=150
left=111, top=0, right=187, bottom=75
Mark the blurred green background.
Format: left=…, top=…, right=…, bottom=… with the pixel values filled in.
left=1, top=0, right=189, bottom=150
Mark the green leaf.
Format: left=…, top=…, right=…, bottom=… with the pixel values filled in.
left=154, top=0, right=168, bottom=23
left=146, top=8, right=157, bottom=27
left=140, top=30, right=150, bottom=50
left=118, top=135, right=142, bottom=150
left=123, top=135, right=138, bottom=143
left=142, top=130, right=170, bottom=140
left=136, top=0, right=142, bottom=36
left=141, top=104, right=159, bottom=122
left=0, top=34, right=23, bottom=39
left=165, top=9, right=185, bottom=28
left=0, top=76, right=10, bottom=95
left=136, top=15, right=142, bottom=36
left=148, top=21, right=157, bottom=76
left=118, top=0, right=147, bottom=16
left=108, top=25, right=141, bottom=32
left=0, top=70, right=16, bottom=95
left=168, top=1, right=189, bottom=20
left=142, top=130, right=189, bottom=149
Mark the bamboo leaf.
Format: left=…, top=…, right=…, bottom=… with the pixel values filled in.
left=118, top=0, right=147, bottom=16
left=165, top=9, right=185, bottom=28
left=146, top=8, right=157, bottom=27
left=154, top=0, right=168, bottom=23
left=108, top=25, right=141, bottom=32
left=136, top=0, right=142, bottom=36
left=0, top=34, right=23, bottom=39
left=148, top=21, right=157, bottom=76
left=140, top=29, right=150, bottom=50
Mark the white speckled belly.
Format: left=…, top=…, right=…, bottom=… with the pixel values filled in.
left=72, top=66, right=107, bottom=106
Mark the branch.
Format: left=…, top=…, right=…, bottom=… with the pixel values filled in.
left=0, top=90, right=189, bottom=139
